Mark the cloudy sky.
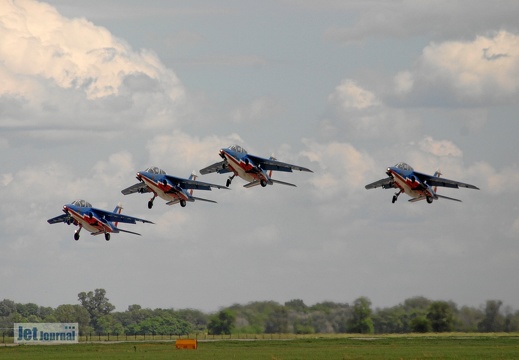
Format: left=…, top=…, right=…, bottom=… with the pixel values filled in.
left=2, top=0, right=519, bottom=313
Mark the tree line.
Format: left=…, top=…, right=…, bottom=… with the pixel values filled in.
left=1, top=289, right=518, bottom=336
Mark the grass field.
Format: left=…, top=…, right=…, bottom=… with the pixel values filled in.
left=1, top=334, right=518, bottom=359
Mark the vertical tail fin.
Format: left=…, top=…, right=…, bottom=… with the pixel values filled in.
left=113, top=202, right=123, bottom=227
left=268, top=156, right=277, bottom=178
left=189, top=171, right=197, bottom=196
left=433, top=169, right=442, bottom=193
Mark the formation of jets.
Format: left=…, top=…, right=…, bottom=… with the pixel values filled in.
left=48, top=145, right=312, bottom=241
left=48, top=145, right=481, bottom=241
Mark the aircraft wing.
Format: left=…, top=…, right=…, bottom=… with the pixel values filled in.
left=199, top=160, right=232, bottom=175
left=365, top=177, right=395, bottom=189
left=91, top=208, right=154, bottom=225
left=414, top=172, right=479, bottom=190
left=47, top=214, right=71, bottom=224
left=121, top=182, right=151, bottom=195
left=247, top=155, right=313, bottom=173
left=165, top=175, right=229, bottom=191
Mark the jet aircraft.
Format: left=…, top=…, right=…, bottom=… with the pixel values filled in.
left=199, top=144, right=313, bottom=188
left=365, top=162, right=479, bottom=203
left=121, top=166, right=229, bottom=209
left=47, top=199, right=154, bottom=241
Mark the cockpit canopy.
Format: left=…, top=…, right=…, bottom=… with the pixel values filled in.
left=144, top=166, right=166, bottom=175
left=71, top=199, right=92, bottom=208
left=394, top=162, right=414, bottom=171
left=228, top=144, right=247, bottom=154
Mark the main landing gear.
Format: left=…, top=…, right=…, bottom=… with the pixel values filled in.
left=148, top=194, right=157, bottom=209
left=74, top=226, right=82, bottom=241
left=226, top=175, right=235, bottom=187
left=105, top=233, right=110, bottom=241
left=392, top=190, right=402, bottom=204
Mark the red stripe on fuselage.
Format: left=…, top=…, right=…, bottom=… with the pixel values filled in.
left=66, top=208, right=112, bottom=233
left=141, top=176, right=188, bottom=202
left=390, top=170, right=432, bottom=199
left=223, top=151, right=267, bottom=183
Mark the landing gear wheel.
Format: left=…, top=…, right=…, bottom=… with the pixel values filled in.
left=148, top=200, right=154, bottom=209
left=392, top=190, right=402, bottom=203
left=260, top=180, right=267, bottom=187
left=180, top=200, right=187, bottom=207
left=105, top=233, right=110, bottom=241
left=74, top=232, right=80, bottom=241
left=426, top=196, right=433, bottom=204
left=226, top=175, right=235, bottom=187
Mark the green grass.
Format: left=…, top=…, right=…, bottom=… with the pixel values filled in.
left=1, top=335, right=518, bottom=359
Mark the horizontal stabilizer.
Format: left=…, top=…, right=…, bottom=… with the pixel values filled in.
left=191, top=196, right=217, bottom=204
left=270, top=179, right=297, bottom=187
left=243, top=179, right=297, bottom=188
left=408, top=194, right=462, bottom=203
left=113, top=228, right=142, bottom=236
left=435, top=194, right=462, bottom=202
left=243, top=180, right=261, bottom=188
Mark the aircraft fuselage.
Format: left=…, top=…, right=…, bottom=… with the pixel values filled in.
left=63, top=205, right=114, bottom=234
left=137, top=172, right=190, bottom=204
left=388, top=168, right=433, bottom=201
left=220, top=148, right=268, bottom=184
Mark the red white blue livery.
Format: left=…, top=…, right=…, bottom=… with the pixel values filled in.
left=47, top=199, right=154, bottom=241
left=121, top=166, right=228, bottom=209
left=200, top=144, right=313, bottom=188
left=365, top=162, right=479, bottom=204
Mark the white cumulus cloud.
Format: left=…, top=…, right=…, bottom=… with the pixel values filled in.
left=394, top=31, right=519, bottom=105
left=0, top=0, right=184, bottom=101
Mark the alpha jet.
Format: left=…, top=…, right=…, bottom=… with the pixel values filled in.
left=199, top=144, right=313, bottom=188
left=121, top=166, right=229, bottom=209
left=47, top=199, right=154, bottom=241
left=365, top=162, right=479, bottom=203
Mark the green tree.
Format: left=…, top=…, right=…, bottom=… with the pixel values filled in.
left=285, top=299, right=308, bottom=313
left=78, top=289, right=115, bottom=331
left=347, top=297, right=374, bottom=334
left=264, top=306, right=289, bottom=334
left=208, top=310, right=235, bottom=335
left=16, top=303, right=40, bottom=319
left=96, top=314, right=125, bottom=335
left=478, top=300, right=504, bottom=332
left=373, top=305, right=408, bottom=333
left=427, top=301, right=454, bottom=332
left=410, top=316, right=431, bottom=333
left=455, top=305, right=483, bottom=332
left=54, top=304, right=91, bottom=334
left=176, top=309, right=208, bottom=332
left=230, top=301, right=282, bottom=334
left=0, top=299, right=16, bottom=317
